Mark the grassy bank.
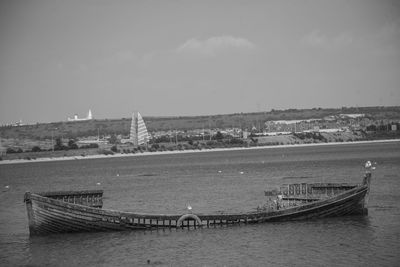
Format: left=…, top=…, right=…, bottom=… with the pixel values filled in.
left=1, top=139, right=399, bottom=165
left=2, top=130, right=399, bottom=162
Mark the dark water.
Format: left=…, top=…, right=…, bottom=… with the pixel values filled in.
left=1, top=142, right=399, bottom=266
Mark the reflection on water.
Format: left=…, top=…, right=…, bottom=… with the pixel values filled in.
left=0, top=142, right=400, bottom=266
left=25, top=216, right=377, bottom=266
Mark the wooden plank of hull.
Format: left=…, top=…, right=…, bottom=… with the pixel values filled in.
left=33, top=204, right=110, bottom=233
left=31, top=194, right=183, bottom=223
left=34, top=209, right=87, bottom=233
left=32, top=202, right=147, bottom=233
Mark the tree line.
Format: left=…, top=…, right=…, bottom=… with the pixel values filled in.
left=5, top=138, right=99, bottom=154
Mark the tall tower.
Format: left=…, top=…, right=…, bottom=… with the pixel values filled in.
left=129, top=112, right=149, bottom=147
left=87, top=109, right=93, bottom=120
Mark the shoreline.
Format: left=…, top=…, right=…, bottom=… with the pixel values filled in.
left=1, top=139, right=399, bottom=165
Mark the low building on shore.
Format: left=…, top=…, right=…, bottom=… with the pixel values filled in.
left=68, top=110, right=93, bottom=122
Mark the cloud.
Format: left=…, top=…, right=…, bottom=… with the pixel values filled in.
left=379, top=21, right=400, bottom=39
left=114, top=50, right=135, bottom=62
left=78, top=63, right=88, bottom=72
left=302, top=30, right=353, bottom=48
left=94, top=49, right=138, bottom=68
left=177, top=35, right=255, bottom=55
left=301, top=30, right=327, bottom=47
left=333, top=33, right=353, bottom=46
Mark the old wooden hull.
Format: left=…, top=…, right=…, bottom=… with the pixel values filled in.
left=24, top=175, right=370, bottom=235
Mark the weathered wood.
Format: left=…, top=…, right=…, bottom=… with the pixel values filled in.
left=23, top=173, right=371, bottom=235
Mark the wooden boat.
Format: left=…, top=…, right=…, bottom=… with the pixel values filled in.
left=24, top=162, right=373, bottom=235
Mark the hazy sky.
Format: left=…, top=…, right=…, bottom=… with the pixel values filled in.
left=1, top=0, right=399, bottom=124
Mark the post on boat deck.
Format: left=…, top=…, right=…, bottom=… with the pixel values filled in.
left=363, top=161, right=373, bottom=187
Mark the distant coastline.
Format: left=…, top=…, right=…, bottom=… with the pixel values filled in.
left=1, top=139, right=399, bottom=165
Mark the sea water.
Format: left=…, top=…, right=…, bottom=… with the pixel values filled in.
left=0, top=142, right=399, bottom=266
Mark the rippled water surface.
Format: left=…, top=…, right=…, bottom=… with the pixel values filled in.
left=1, top=142, right=400, bottom=266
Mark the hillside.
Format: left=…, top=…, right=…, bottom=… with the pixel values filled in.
left=1, top=106, right=400, bottom=140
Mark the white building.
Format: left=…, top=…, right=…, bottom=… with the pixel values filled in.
left=68, top=109, right=93, bottom=121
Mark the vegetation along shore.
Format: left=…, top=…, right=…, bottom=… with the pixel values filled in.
left=1, top=106, right=399, bottom=162
left=0, top=139, right=399, bottom=165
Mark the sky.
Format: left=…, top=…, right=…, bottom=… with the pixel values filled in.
left=0, top=0, right=399, bottom=124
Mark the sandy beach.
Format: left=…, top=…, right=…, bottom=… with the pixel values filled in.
left=1, top=139, right=399, bottom=165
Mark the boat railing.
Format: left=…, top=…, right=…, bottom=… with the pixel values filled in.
left=265, top=183, right=359, bottom=198
left=29, top=190, right=104, bottom=208
left=263, top=182, right=361, bottom=210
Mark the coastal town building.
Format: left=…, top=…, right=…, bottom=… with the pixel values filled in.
left=68, top=109, right=93, bottom=122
